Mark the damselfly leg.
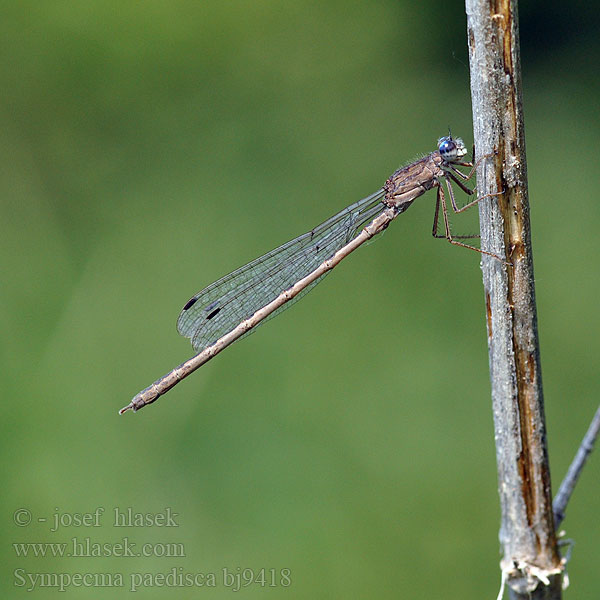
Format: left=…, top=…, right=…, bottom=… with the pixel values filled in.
left=432, top=150, right=506, bottom=262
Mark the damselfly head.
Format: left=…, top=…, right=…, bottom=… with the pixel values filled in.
left=437, top=136, right=467, bottom=163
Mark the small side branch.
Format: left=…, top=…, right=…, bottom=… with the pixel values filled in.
left=553, top=404, right=600, bottom=527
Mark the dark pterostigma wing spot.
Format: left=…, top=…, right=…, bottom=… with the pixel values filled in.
left=206, top=307, right=221, bottom=320
left=182, top=297, right=199, bottom=311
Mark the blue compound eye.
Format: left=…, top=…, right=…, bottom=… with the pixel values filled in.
left=438, top=137, right=457, bottom=161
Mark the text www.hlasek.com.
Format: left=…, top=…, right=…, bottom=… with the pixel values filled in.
left=13, top=536, right=184, bottom=558
left=15, top=567, right=292, bottom=592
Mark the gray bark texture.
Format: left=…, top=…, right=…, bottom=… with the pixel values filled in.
left=464, top=1, right=563, bottom=598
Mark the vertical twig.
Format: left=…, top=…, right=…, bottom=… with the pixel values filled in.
left=465, top=1, right=563, bottom=598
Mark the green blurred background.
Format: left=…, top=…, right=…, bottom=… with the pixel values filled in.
left=2, top=1, right=599, bottom=597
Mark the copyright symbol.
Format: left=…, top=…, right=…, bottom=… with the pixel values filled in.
left=14, top=508, right=32, bottom=526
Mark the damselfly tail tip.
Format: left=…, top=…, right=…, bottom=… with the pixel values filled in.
left=119, top=403, right=134, bottom=415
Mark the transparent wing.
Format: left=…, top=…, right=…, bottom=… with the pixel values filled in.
left=177, top=188, right=386, bottom=352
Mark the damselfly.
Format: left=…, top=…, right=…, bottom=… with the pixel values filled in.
left=120, top=135, right=498, bottom=414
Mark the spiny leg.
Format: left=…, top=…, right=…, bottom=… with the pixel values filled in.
left=445, top=171, right=473, bottom=212
left=432, top=184, right=442, bottom=238
left=439, top=183, right=485, bottom=253
left=445, top=171, right=504, bottom=214
left=442, top=149, right=500, bottom=211
left=442, top=148, right=500, bottom=207
left=448, top=149, right=497, bottom=181
left=432, top=182, right=509, bottom=263
left=432, top=182, right=478, bottom=240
